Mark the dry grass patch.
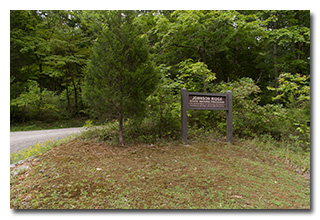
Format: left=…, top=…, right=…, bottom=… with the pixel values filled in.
left=10, top=138, right=310, bottom=209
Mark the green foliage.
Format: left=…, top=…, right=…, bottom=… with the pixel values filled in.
left=11, top=80, right=40, bottom=108
left=84, top=11, right=156, bottom=118
left=10, top=11, right=311, bottom=210
left=81, top=121, right=120, bottom=145
left=268, top=73, right=310, bottom=106
left=10, top=10, right=92, bottom=122
left=11, top=118, right=87, bottom=132
left=209, top=78, right=263, bottom=137
left=10, top=10, right=310, bottom=152
left=10, top=135, right=76, bottom=164
left=265, top=11, right=310, bottom=74
left=141, top=64, right=183, bottom=139
left=177, top=58, right=216, bottom=92
left=210, top=75, right=310, bottom=151
left=83, top=11, right=159, bottom=145
left=268, top=73, right=310, bottom=150
left=11, top=80, right=60, bottom=121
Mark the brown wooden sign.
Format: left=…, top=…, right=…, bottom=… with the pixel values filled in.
left=181, top=88, right=233, bottom=144
left=188, top=95, right=226, bottom=109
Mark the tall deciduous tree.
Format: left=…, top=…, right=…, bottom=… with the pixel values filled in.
left=138, top=10, right=268, bottom=88
left=246, top=10, right=310, bottom=91
left=83, top=10, right=159, bottom=145
left=45, top=10, right=91, bottom=116
left=11, top=10, right=58, bottom=120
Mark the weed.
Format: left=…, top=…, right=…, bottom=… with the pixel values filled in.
left=10, top=135, right=76, bottom=164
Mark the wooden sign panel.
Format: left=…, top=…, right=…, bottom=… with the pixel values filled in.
left=181, top=88, right=233, bottom=145
left=188, top=95, right=226, bottom=110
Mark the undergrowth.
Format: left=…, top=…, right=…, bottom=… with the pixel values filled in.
left=80, top=120, right=310, bottom=172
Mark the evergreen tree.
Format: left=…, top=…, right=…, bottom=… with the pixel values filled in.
left=83, top=10, right=159, bottom=145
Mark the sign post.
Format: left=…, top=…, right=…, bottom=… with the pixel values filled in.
left=226, top=90, right=233, bottom=144
left=181, top=88, right=233, bottom=144
left=181, top=88, right=188, bottom=145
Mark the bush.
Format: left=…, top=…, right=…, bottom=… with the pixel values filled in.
left=10, top=80, right=61, bottom=123
left=267, top=73, right=310, bottom=150
left=81, top=120, right=119, bottom=145
left=81, top=74, right=310, bottom=152
left=206, top=77, right=264, bottom=138
left=208, top=75, right=310, bottom=151
left=81, top=117, right=180, bottom=146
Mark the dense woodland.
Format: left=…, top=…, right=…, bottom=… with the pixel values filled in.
left=10, top=10, right=310, bottom=149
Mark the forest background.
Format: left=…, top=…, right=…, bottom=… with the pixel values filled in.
left=10, top=10, right=310, bottom=150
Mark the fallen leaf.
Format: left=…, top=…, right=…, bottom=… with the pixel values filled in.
left=231, top=195, right=242, bottom=199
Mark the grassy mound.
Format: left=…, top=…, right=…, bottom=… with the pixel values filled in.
left=10, top=137, right=310, bottom=209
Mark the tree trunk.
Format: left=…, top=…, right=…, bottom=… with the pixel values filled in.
left=77, top=78, right=82, bottom=110
left=159, top=95, right=163, bottom=138
left=36, top=54, right=43, bottom=119
left=274, top=43, right=278, bottom=90
left=118, top=83, right=124, bottom=146
left=71, top=77, right=78, bottom=115
left=66, top=84, right=71, bottom=115
left=75, top=64, right=82, bottom=111
left=22, top=104, right=26, bottom=123
left=39, top=81, right=43, bottom=119
left=273, top=17, right=279, bottom=91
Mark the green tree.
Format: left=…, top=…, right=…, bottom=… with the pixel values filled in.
left=10, top=10, right=58, bottom=121
left=268, top=73, right=310, bottom=148
left=137, top=10, right=309, bottom=102
left=83, top=10, right=159, bottom=145
left=11, top=80, right=60, bottom=121
left=11, top=10, right=93, bottom=122
left=45, top=10, right=91, bottom=116
left=247, top=10, right=310, bottom=94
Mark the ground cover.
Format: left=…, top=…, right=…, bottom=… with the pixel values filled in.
left=10, top=118, right=87, bottom=132
left=10, top=135, right=76, bottom=164
left=10, top=137, right=310, bottom=209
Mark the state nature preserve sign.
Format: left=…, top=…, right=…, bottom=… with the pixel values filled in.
left=181, top=88, right=233, bottom=144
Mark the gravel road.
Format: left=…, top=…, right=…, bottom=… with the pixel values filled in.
left=10, top=127, right=85, bottom=153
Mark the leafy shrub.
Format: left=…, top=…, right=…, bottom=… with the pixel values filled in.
left=81, top=121, right=119, bottom=145
left=268, top=73, right=310, bottom=150
left=11, top=80, right=60, bottom=122
left=207, top=77, right=264, bottom=137
left=81, top=73, right=309, bottom=152
left=208, top=75, right=310, bottom=151
left=81, top=117, right=180, bottom=145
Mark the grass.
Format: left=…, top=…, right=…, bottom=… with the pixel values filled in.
left=10, top=134, right=310, bottom=209
left=10, top=135, right=77, bottom=165
left=10, top=118, right=87, bottom=132
left=248, top=136, right=310, bottom=173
